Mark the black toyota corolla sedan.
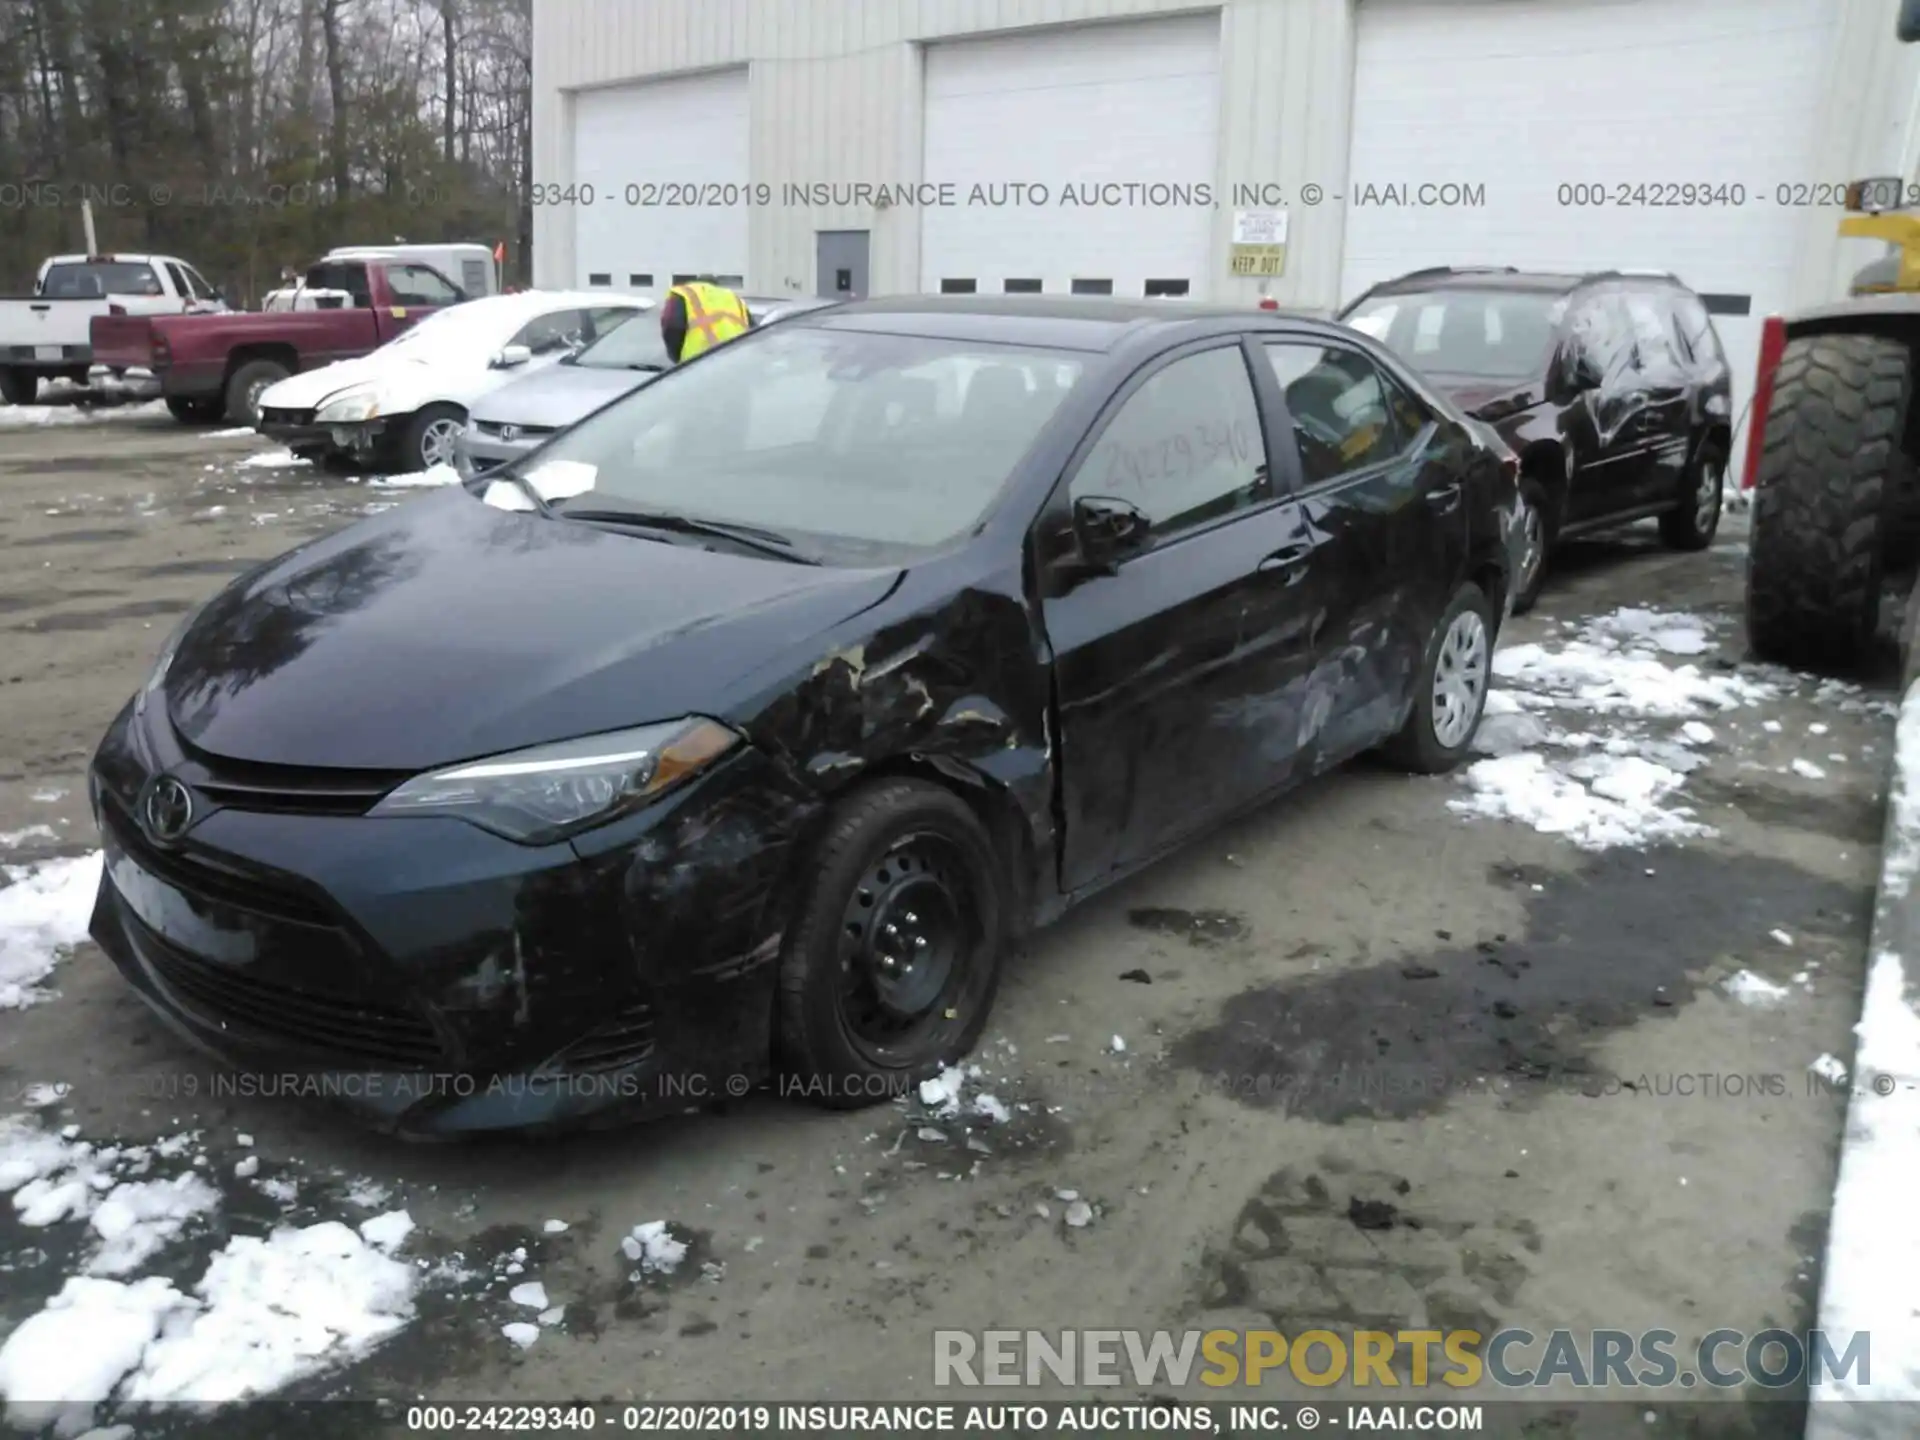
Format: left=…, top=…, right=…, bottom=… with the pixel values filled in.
left=88, top=296, right=1523, bottom=1136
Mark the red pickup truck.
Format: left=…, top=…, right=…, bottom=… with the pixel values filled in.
left=89, top=253, right=469, bottom=425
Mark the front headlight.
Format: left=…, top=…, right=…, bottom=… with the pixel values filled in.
left=133, top=610, right=197, bottom=717
left=315, top=387, right=382, bottom=424
left=368, top=717, right=740, bottom=845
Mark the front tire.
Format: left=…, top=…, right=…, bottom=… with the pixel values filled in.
left=1382, top=581, right=1495, bottom=775
left=777, top=780, right=1006, bottom=1109
left=1746, top=334, right=1909, bottom=671
left=393, top=403, right=465, bottom=473
left=1511, top=475, right=1552, bottom=616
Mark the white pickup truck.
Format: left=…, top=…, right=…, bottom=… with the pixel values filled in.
left=0, top=253, right=226, bottom=405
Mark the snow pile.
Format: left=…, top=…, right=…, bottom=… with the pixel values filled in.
left=370, top=462, right=461, bottom=490
left=0, top=851, right=104, bottom=1009
left=86, top=1174, right=221, bottom=1276
left=1808, top=678, right=1920, bottom=1407
left=1452, top=608, right=1784, bottom=851
left=0, top=1220, right=416, bottom=1421
left=1722, top=971, right=1791, bottom=1007
left=233, top=449, right=311, bottom=471
left=0, top=399, right=167, bottom=429
left=917, top=1064, right=1012, bottom=1124
left=620, top=1221, right=687, bottom=1276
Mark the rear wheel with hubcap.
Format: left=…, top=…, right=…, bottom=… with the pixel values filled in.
left=1381, top=580, right=1495, bottom=774
left=778, top=779, right=1006, bottom=1108
left=1659, top=441, right=1724, bottom=551
left=1511, top=475, right=1552, bottom=615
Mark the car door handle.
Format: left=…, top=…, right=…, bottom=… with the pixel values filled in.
left=1257, top=542, right=1313, bottom=579
left=1426, top=482, right=1463, bottom=512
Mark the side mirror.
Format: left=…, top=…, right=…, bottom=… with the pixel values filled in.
left=1901, top=0, right=1920, bottom=42
left=1564, top=350, right=1602, bottom=392
left=1068, top=494, right=1150, bottom=575
left=493, top=344, right=532, bottom=369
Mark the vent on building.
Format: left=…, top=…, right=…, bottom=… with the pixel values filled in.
left=1145, top=279, right=1190, bottom=297
left=1071, top=279, right=1113, bottom=296
left=940, top=278, right=977, bottom=294
left=1004, top=278, right=1042, bottom=294
left=588, top=273, right=611, bottom=287
left=630, top=272, right=653, bottom=287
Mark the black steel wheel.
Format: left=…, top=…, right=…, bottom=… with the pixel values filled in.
left=778, top=779, right=1005, bottom=1107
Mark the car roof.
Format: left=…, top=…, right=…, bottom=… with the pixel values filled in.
left=801, top=294, right=1308, bottom=352
left=1356, top=267, right=1694, bottom=300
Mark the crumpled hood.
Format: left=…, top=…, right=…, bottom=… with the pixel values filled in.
left=257, top=354, right=394, bottom=412
left=163, top=490, right=902, bottom=770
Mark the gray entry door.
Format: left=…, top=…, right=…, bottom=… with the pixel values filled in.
left=816, top=231, right=870, bottom=300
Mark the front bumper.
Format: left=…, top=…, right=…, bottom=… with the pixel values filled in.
left=86, top=699, right=817, bottom=1136
left=454, top=427, right=545, bottom=478
left=257, top=408, right=390, bottom=458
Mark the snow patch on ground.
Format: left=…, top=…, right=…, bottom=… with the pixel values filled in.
left=233, top=448, right=311, bottom=471
left=1722, top=971, right=1791, bottom=1007
left=1453, top=608, right=1794, bottom=851
left=369, top=462, right=461, bottom=490
left=1880, top=687, right=1920, bottom=901
left=0, top=825, right=59, bottom=848
left=0, top=399, right=168, bottom=429
left=620, top=1221, right=687, bottom=1276
left=916, top=1064, right=1012, bottom=1124
left=0, top=852, right=104, bottom=1009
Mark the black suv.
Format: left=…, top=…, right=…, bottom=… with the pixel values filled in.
left=1340, top=268, right=1735, bottom=611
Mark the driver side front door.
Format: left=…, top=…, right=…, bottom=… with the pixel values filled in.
left=1040, top=339, right=1322, bottom=893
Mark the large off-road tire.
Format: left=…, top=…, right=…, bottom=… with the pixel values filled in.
left=224, top=359, right=290, bottom=426
left=1746, top=334, right=1912, bottom=671
left=1381, top=580, right=1495, bottom=774
left=0, top=368, right=36, bottom=406
left=776, top=779, right=1006, bottom=1110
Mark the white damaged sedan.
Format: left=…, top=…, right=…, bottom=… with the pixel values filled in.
left=254, top=291, right=652, bottom=472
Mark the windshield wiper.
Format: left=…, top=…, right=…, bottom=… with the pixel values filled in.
left=559, top=503, right=818, bottom=563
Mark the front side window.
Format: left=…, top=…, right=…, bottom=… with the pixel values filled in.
left=1070, top=346, right=1269, bottom=537
left=1265, top=342, right=1409, bottom=485
left=1342, top=289, right=1562, bottom=380
left=521, top=326, right=1085, bottom=557
left=512, top=309, right=591, bottom=357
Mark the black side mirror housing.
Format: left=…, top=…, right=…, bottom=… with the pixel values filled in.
left=1900, top=0, right=1920, bottom=42
left=1068, top=494, right=1150, bottom=575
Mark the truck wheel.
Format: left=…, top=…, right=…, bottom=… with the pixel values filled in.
left=776, top=779, right=1006, bottom=1109
left=1746, top=334, right=1911, bottom=671
left=224, top=359, right=290, bottom=426
left=393, top=404, right=466, bottom=473
left=1658, top=439, right=1725, bottom=551
left=0, top=368, right=35, bottom=406
left=165, top=396, right=224, bottom=425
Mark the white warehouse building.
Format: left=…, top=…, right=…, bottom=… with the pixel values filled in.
left=533, top=0, right=1920, bottom=437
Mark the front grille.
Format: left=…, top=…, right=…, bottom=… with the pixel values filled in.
left=178, top=735, right=405, bottom=817
left=475, top=420, right=557, bottom=439
left=102, top=800, right=335, bottom=928
left=259, top=406, right=315, bottom=427
left=134, top=917, right=443, bottom=1069
left=552, top=1002, right=656, bottom=1074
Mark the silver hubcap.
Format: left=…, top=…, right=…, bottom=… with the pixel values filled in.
left=1517, top=499, right=1545, bottom=591
left=1431, top=609, right=1489, bottom=749
left=1695, top=458, right=1722, bottom=531
left=420, top=418, right=460, bottom=468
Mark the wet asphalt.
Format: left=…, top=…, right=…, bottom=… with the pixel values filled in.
left=0, top=409, right=1900, bottom=1437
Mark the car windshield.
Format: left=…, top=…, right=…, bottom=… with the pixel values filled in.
left=1343, top=289, right=1563, bottom=379
left=520, top=325, right=1085, bottom=558
left=574, top=315, right=672, bottom=371
left=40, top=262, right=162, bottom=298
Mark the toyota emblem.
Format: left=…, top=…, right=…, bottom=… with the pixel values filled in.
left=140, top=775, right=196, bottom=844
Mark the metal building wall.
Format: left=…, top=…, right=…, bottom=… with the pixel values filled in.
left=532, top=0, right=1354, bottom=308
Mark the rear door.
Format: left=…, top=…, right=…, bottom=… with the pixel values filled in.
left=1559, top=287, right=1649, bottom=522
left=1259, top=334, right=1467, bottom=765
left=1040, top=338, right=1321, bottom=890
left=1621, top=287, right=1697, bottom=506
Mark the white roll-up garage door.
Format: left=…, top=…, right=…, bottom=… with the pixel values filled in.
left=920, top=16, right=1221, bottom=301
left=572, top=70, right=750, bottom=301
left=1342, top=0, right=1838, bottom=457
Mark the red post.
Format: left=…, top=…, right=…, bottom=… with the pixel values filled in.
left=1258, top=297, right=1279, bottom=311
left=1743, top=314, right=1786, bottom=489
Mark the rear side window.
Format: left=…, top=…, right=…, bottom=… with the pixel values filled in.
left=40, top=262, right=162, bottom=298
left=1669, top=291, right=1722, bottom=364
left=1265, top=341, right=1414, bottom=485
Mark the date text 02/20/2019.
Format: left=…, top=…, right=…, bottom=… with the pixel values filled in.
left=402, top=1402, right=1485, bottom=1433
